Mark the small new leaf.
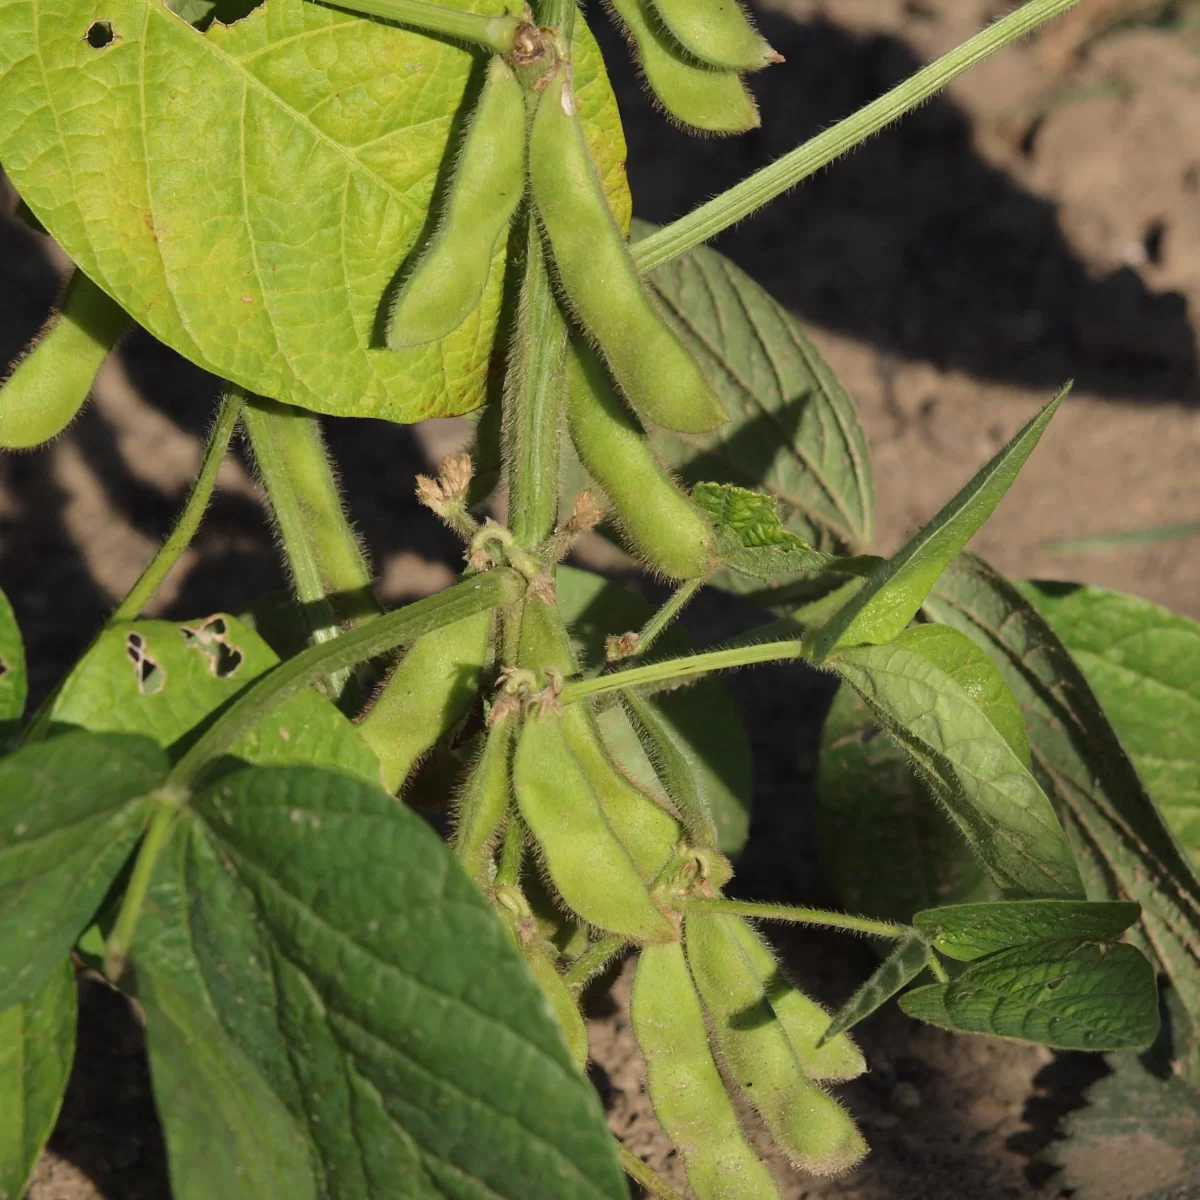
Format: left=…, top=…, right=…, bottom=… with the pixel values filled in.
left=899, top=939, right=1159, bottom=1051
left=810, top=387, right=1068, bottom=660
left=819, top=932, right=930, bottom=1045
left=913, top=898, right=1141, bottom=962
left=690, top=482, right=880, bottom=583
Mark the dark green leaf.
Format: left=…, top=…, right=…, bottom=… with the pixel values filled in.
left=899, top=940, right=1159, bottom=1051
left=810, top=387, right=1067, bottom=660
left=816, top=681, right=995, bottom=923
left=556, top=566, right=752, bottom=857
left=0, top=731, right=165, bottom=1008
left=1020, top=582, right=1200, bottom=869
left=138, top=967, right=318, bottom=1200
left=829, top=637, right=1083, bottom=898
left=924, top=555, right=1200, bottom=1083
left=913, top=899, right=1141, bottom=961
left=820, top=933, right=930, bottom=1045
left=50, top=614, right=380, bottom=784
left=0, top=587, right=26, bottom=737
left=136, top=763, right=627, bottom=1200
left=689, top=482, right=880, bottom=583
left=0, top=959, right=76, bottom=1198
left=642, top=230, right=874, bottom=563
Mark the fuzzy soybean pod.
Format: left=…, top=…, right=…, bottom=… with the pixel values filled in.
left=513, top=711, right=677, bottom=944
left=529, top=69, right=726, bottom=435
left=559, top=701, right=682, bottom=884
left=632, top=943, right=781, bottom=1200
left=386, top=55, right=526, bottom=349
left=646, top=0, right=778, bottom=71
left=0, top=270, right=128, bottom=449
left=566, top=340, right=715, bottom=580
left=358, top=609, right=492, bottom=793
left=686, top=914, right=869, bottom=1177
left=609, top=0, right=758, bottom=135
left=451, top=715, right=515, bottom=885
left=724, top=917, right=866, bottom=1084
left=607, top=0, right=759, bottom=135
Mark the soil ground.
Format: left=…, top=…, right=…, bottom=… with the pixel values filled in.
left=3, top=1, right=1200, bottom=1197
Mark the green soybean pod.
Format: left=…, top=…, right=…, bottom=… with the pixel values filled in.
left=387, top=55, right=526, bottom=349
left=451, top=715, right=515, bottom=885
left=529, top=69, right=726, bottom=435
left=724, top=917, right=866, bottom=1083
left=566, top=340, right=715, bottom=580
left=358, top=609, right=492, bottom=793
left=514, top=712, right=677, bottom=944
left=0, top=270, right=128, bottom=449
left=646, top=0, right=778, bottom=71
left=523, top=935, right=590, bottom=1072
left=559, top=701, right=682, bottom=884
left=686, top=914, right=868, bottom=1176
left=607, top=0, right=759, bottom=135
left=632, top=943, right=781, bottom=1200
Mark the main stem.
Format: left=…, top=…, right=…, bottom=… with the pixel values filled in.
left=632, top=0, right=1082, bottom=270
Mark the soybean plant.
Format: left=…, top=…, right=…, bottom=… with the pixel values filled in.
left=2, top=0, right=1196, bottom=1198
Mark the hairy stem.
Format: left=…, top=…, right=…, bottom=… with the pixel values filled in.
left=495, top=812, right=526, bottom=888
left=114, top=389, right=244, bottom=621
left=560, top=639, right=807, bottom=704
left=615, top=1142, right=686, bottom=1200
left=632, top=0, right=1082, bottom=270
left=684, top=896, right=911, bottom=940
left=563, top=935, right=627, bottom=989
left=314, top=0, right=524, bottom=53
left=633, top=578, right=704, bottom=659
left=504, top=221, right=568, bottom=551
left=537, top=0, right=576, bottom=43
left=104, top=794, right=182, bottom=981
left=243, top=396, right=381, bottom=701
left=166, top=568, right=523, bottom=793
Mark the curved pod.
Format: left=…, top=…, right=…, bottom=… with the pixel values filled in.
left=632, top=943, right=780, bottom=1199
left=514, top=713, right=677, bottom=944
left=559, top=701, right=682, bottom=883
left=686, top=913, right=868, bottom=1176
left=646, top=0, right=778, bottom=71
left=607, top=0, right=759, bottom=135
left=0, top=271, right=128, bottom=449
left=530, top=70, right=726, bottom=434
left=358, top=609, right=492, bottom=793
left=566, top=339, right=715, bottom=580
left=387, top=56, right=526, bottom=349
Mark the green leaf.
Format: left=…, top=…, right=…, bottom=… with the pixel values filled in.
left=640, top=228, right=874, bottom=564
left=1020, top=582, right=1200, bottom=869
left=138, top=967, right=318, bottom=1200
left=0, top=731, right=166, bottom=1009
left=816, top=681, right=995, bottom=924
left=0, top=959, right=76, bottom=1200
left=0, top=587, right=26, bottom=737
left=0, top=0, right=627, bottom=422
left=690, top=482, right=881, bottom=583
left=900, top=939, right=1159, bottom=1051
left=135, top=763, right=627, bottom=1199
left=50, top=614, right=381, bottom=784
left=820, top=933, right=930, bottom=1045
left=829, top=636, right=1084, bottom=899
left=809, top=387, right=1067, bottom=660
left=924, top=554, right=1200, bottom=1083
left=913, top=899, right=1141, bottom=962
left=555, top=565, right=752, bottom=857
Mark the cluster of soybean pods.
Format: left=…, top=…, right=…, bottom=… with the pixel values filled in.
left=377, top=3, right=870, bottom=1194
